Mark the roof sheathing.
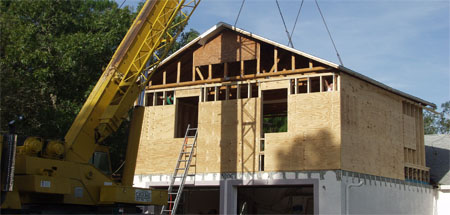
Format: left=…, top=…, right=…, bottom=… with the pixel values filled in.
left=159, top=22, right=435, bottom=108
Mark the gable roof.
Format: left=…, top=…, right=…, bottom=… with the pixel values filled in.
left=160, top=22, right=435, bottom=108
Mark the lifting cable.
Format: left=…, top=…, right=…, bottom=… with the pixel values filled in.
left=234, top=0, right=247, bottom=27
left=289, top=0, right=305, bottom=42
left=119, top=0, right=127, bottom=9
left=275, top=0, right=294, bottom=48
left=314, top=0, right=344, bottom=66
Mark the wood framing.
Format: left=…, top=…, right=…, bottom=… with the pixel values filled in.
left=134, top=23, right=433, bottom=182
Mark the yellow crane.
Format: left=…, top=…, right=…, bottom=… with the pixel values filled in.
left=1, top=0, right=200, bottom=212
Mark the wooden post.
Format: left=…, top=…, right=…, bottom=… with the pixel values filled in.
left=291, top=54, right=295, bottom=72
left=214, top=86, right=218, bottom=101
left=274, top=48, right=278, bottom=72
left=237, top=83, right=241, bottom=99
left=256, top=43, right=260, bottom=74
left=162, top=71, right=166, bottom=85
left=240, top=60, right=244, bottom=77
left=294, top=78, right=298, bottom=94
left=224, top=62, right=228, bottom=78
left=307, top=77, right=310, bottom=93
left=153, top=91, right=157, bottom=106
left=177, top=61, right=181, bottom=83
left=162, top=91, right=166, bottom=105
left=320, top=76, right=323, bottom=92
left=248, top=83, right=251, bottom=98
left=309, top=60, right=313, bottom=69
left=208, top=64, right=212, bottom=80
left=333, top=74, right=337, bottom=91
left=226, top=85, right=230, bottom=100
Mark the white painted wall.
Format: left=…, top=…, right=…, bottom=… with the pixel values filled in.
left=135, top=170, right=435, bottom=214
left=434, top=185, right=450, bottom=215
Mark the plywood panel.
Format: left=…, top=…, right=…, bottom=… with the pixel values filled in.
left=340, top=73, right=406, bottom=179
left=193, top=30, right=257, bottom=66
left=175, top=88, right=201, bottom=98
left=264, top=92, right=341, bottom=172
left=260, top=80, right=290, bottom=90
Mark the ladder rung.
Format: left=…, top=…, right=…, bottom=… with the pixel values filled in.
left=179, top=160, right=189, bottom=162
left=188, top=128, right=197, bottom=130
left=169, top=192, right=178, bottom=195
left=184, top=144, right=194, bottom=147
left=176, top=168, right=186, bottom=170
left=186, top=136, right=196, bottom=138
left=187, top=174, right=195, bottom=177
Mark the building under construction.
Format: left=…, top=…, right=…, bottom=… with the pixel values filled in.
left=131, top=23, right=435, bottom=214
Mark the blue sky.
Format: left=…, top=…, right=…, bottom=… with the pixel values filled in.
left=117, top=0, right=449, bottom=109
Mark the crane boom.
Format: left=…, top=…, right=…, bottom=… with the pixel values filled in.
left=64, top=0, right=200, bottom=163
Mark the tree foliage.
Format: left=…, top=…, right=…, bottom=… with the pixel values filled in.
left=0, top=0, right=135, bottom=138
left=0, top=0, right=199, bottom=171
left=424, top=101, right=450, bottom=134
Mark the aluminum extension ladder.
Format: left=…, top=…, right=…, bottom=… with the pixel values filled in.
left=160, top=125, right=198, bottom=215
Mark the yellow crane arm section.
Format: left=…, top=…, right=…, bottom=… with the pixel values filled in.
left=64, top=0, right=200, bottom=163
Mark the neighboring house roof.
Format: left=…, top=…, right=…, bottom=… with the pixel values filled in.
left=425, top=134, right=450, bottom=185
left=159, top=22, right=436, bottom=108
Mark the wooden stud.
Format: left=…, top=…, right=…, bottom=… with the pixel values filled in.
left=237, top=83, right=241, bottom=99
left=177, top=61, right=181, bottom=83
left=208, top=64, right=212, bottom=80
left=214, top=86, right=218, bottom=101
left=294, top=78, right=298, bottom=94
left=240, top=60, right=244, bottom=77
left=274, top=48, right=278, bottom=72
left=162, top=91, right=166, bottom=105
left=153, top=91, right=157, bottom=106
left=309, top=60, right=313, bottom=68
left=226, top=85, right=230, bottom=100
left=307, top=77, right=311, bottom=93
left=291, top=54, right=296, bottom=72
left=320, top=76, right=323, bottom=92
left=248, top=82, right=251, bottom=98
left=195, top=67, right=205, bottom=80
left=256, top=43, right=261, bottom=74
left=333, top=74, right=337, bottom=91
left=162, top=71, right=166, bottom=85
left=147, top=66, right=329, bottom=90
left=224, top=62, right=228, bottom=78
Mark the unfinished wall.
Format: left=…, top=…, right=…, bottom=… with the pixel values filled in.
left=264, top=91, right=341, bottom=171
left=193, top=29, right=257, bottom=66
left=340, top=73, right=427, bottom=180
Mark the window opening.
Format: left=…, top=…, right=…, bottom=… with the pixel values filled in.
left=240, top=84, right=249, bottom=99
left=165, top=91, right=174, bottom=105
left=290, top=79, right=295, bottom=95
left=310, top=77, right=320, bottom=93
left=218, top=86, right=227, bottom=101
left=229, top=85, right=238, bottom=100
left=156, top=92, right=164, bottom=105
left=206, top=87, right=215, bottom=102
left=262, top=89, right=287, bottom=133
left=145, top=92, right=154, bottom=106
left=297, top=78, right=308, bottom=94
left=175, top=97, right=199, bottom=138
left=250, top=83, right=259, bottom=98
left=322, top=75, right=334, bottom=92
left=212, top=63, right=224, bottom=79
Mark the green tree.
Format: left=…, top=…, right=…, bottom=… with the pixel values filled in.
left=424, top=101, right=450, bottom=134
left=0, top=0, right=199, bottom=172
left=1, top=0, right=135, bottom=138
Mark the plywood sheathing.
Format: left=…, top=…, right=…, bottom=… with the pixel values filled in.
left=193, top=29, right=257, bottom=67
left=340, top=73, right=410, bottom=180
left=264, top=91, right=341, bottom=171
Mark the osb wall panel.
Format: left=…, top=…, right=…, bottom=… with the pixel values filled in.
left=197, top=98, right=260, bottom=174
left=340, top=73, right=404, bottom=179
left=260, top=80, right=290, bottom=91
left=135, top=105, right=177, bottom=175
left=403, top=115, right=416, bottom=150
left=175, top=88, right=201, bottom=98
left=193, top=30, right=257, bottom=66
left=264, top=92, right=341, bottom=172
left=135, top=98, right=261, bottom=175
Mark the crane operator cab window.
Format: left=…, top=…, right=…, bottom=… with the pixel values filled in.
left=89, top=146, right=112, bottom=175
